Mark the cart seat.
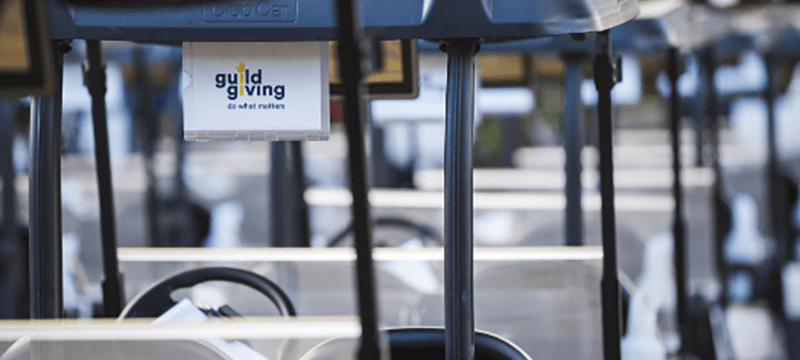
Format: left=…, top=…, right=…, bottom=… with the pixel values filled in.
left=301, top=327, right=532, bottom=360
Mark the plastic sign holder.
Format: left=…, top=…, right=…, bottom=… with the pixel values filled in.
left=182, top=41, right=330, bottom=141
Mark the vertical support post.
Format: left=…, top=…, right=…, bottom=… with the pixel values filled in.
left=563, top=55, right=585, bottom=247
left=594, top=30, right=621, bottom=360
left=668, top=47, right=689, bottom=354
left=694, top=116, right=705, bottom=167
left=29, top=42, right=66, bottom=320
left=269, top=142, right=288, bottom=247
left=370, top=126, right=388, bottom=187
left=269, top=141, right=303, bottom=305
left=764, top=53, right=789, bottom=320
left=703, top=46, right=730, bottom=305
left=173, top=102, right=194, bottom=248
left=84, top=39, right=124, bottom=317
left=765, top=52, right=786, bottom=258
left=271, top=141, right=310, bottom=247
left=763, top=52, right=800, bottom=360
left=131, top=47, right=160, bottom=247
left=334, top=0, right=381, bottom=358
left=288, top=141, right=311, bottom=247
left=0, top=100, right=24, bottom=319
left=500, top=116, right=516, bottom=168
left=0, top=102, right=15, bottom=242
left=443, top=39, right=478, bottom=360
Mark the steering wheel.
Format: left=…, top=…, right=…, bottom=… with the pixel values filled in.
left=119, top=267, right=296, bottom=319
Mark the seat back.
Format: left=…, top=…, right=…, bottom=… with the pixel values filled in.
left=388, top=328, right=531, bottom=360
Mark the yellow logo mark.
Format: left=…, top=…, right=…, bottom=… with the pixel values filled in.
left=237, top=62, right=245, bottom=95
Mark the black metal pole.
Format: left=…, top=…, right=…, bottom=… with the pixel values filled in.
left=270, top=141, right=310, bottom=248
left=269, top=142, right=288, bottom=247
left=84, top=39, right=125, bottom=317
left=334, top=0, right=381, bottom=358
left=668, top=47, right=689, bottom=355
left=594, top=30, right=621, bottom=360
left=563, top=54, right=585, bottom=247
left=132, top=47, right=160, bottom=247
left=268, top=141, right=302, bottom=309
left=765, top=53, right=786, bottom=259
left=288, top=141, right=311, bottom=247
left=29, top=42, right=66, bottom=320
left=694, top=116, right=705, bottom=168
left=173, top=98, right=194, bottom=248
left=764, top=53, right=792, bottom=316
left=443, top=39, right=478, bottom=360
left=0, top=100, right=24, bottom=319
left=703, top=46, right=730, bottom=306
left=500, top=116, right=516, bottom=168
left=0, top=102, right=15, bottom=241
left=763, top=52, right=800, bottom=360
left=370, top=126, right=388, bottom=187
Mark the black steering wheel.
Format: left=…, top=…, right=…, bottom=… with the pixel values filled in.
left=119, top=267, right=296, bottom=319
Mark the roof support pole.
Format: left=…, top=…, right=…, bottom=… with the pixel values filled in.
left=84, top=39, right=124, bottom=317
left=595, top=30, right=621, bottom=360
left=0, top=100, right=24, bottom=319
left=563, top=54, right=585, bottom=247
left=667, top=47, right=690, bottom=355
left=29, top=42, right=66, bottom=320
left=334, top=0, right=382, bottom=358
left=442, top=38, right=479, bottom=360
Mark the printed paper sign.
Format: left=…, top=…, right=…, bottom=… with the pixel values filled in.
left=183, top=41, right=329, bottom=141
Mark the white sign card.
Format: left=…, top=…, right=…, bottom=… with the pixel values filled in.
left=182, top=41, right=330, bottom=141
